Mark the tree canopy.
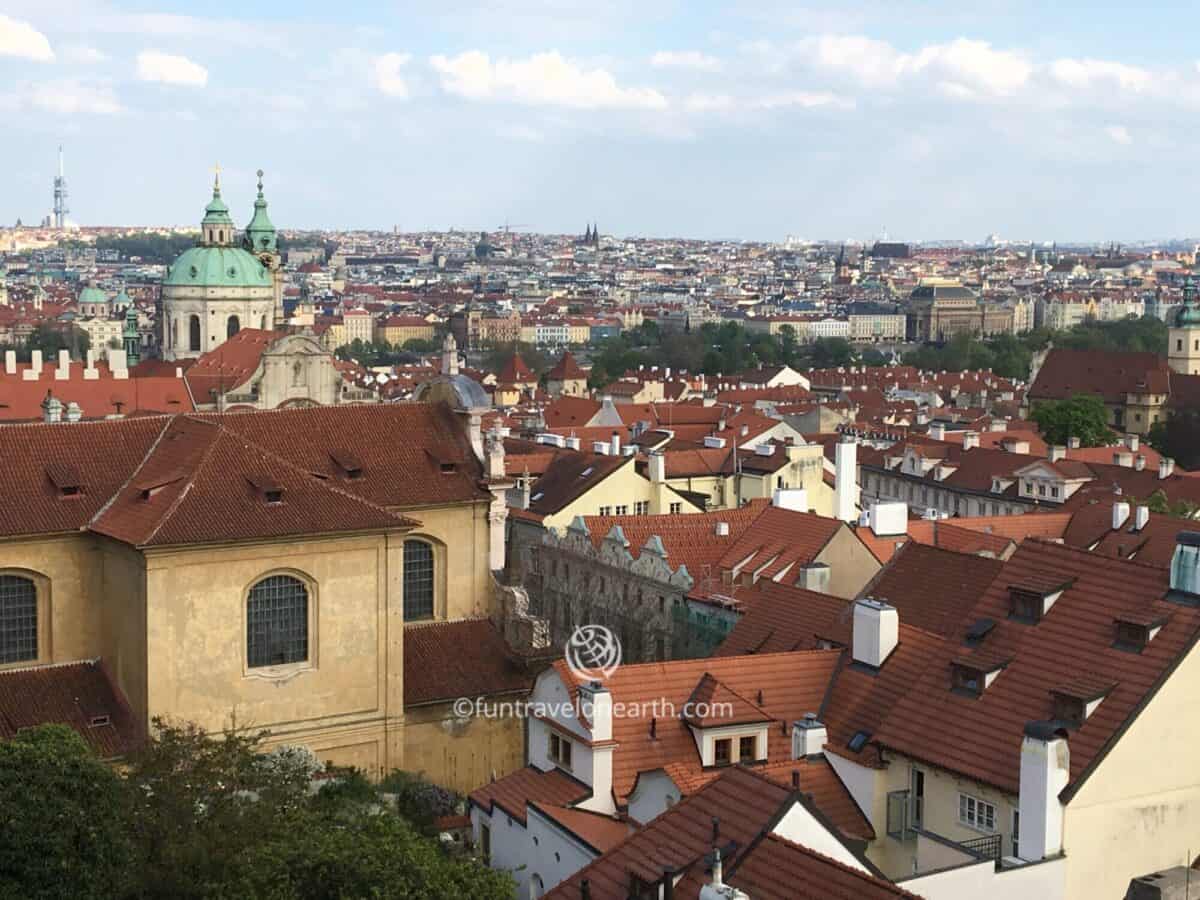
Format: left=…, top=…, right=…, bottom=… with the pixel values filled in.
left=1030, top=395, right=1114, bottom=447
left=1148, top=407, right=1200, bottom=471
left=0, top=721, right=514, bottom=900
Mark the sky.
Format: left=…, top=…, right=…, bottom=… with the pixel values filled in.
left=2, top=1, right=1200, bottom=242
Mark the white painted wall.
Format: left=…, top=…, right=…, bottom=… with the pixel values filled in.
left=472, top=806, right=534, bottom=899
left=627, top=769, right=682, bottom=825
left=525, top=805, right=603, bottom=894
left=901, top=855, right=1066, bottom=900
left=771, top=800, right=868, bottom=872
left=824, top=750, right=878, bottom=827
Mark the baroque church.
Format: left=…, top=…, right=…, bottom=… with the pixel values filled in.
left=162, top=169, right=284, bottom=361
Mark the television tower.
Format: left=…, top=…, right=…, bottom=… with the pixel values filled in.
left=53, top=145, right=69, bottom=230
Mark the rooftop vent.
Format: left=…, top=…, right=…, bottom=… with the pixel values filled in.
left=329, top=449, right=363, bottom=479
left=246, top=474, right=285, bottom=504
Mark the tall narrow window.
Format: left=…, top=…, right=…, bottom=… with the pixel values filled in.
left=227, top=315, right=240, bottom=338
left=247, top=575, right=309, bottom=668
left=403, top=540, right=435, bottom=620
left=189, top=315, right=201, bottom=351
left=0, top=575, right=37, bottom=665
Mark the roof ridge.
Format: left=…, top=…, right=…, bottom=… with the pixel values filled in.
left=761, top=832, right=923, bottom=898
left=138, top=417, right=225, bottom=546
left=86, top=414, right=178, bottom=532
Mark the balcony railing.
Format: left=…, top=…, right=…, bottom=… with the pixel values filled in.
left=959, top=833, right=1002, bottom=862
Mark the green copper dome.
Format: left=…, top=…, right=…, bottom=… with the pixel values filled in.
left=78, top=283, right=108, bottom=304
left=1177, top=276, right=1200, bottom=327
left=244, top=169, right=277, bottom=254
left=164, top=246, right=270, bottom=287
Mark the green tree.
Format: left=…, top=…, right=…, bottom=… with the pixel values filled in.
left=0, top=725, right=134, bottom=900
left=860, top=347, right=889, bottom=367
left=808, top=337, right=855, bottom=369
left=1030, top=395, right=1115, bottom=447
left=1148, top=407, right=1200, bottom=471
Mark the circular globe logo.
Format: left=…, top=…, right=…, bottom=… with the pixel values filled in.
left=565, top=625, right=622, bottom=681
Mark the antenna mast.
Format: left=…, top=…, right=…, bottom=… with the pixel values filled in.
left=53, top=145, right=69, bottom=230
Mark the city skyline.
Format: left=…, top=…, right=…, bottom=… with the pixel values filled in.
left=3, top=1, right=1200, bottom=241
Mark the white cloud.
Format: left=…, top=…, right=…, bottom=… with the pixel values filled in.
left=0, top=79, right=122, bottom=114
left=372, top=52, right=411, bottom=98
left=497, top=123, right=544, bottom=142
left=651, top=50, right=722, bottom=72
left=136, top=50, right=208, bottom=87
left=61, top=44, right=109, bottom=64
left=0, top=14, right=53, bottom=62
left=430, top=50, right=667, bottom=110
left=684, top=92, right=733, bottom=112
left=1050, top=58, right=1151, bottom=92
left=802, top=35, right=1030, bottom=98
left=752, top=91, right=853, bottom=110
left=1105, top=124, right=1133, bottom=145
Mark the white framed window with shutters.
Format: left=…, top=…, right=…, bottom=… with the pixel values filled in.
left=957, top=792, right=997, bottom=833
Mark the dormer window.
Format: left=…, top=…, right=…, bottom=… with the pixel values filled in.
left=329, top=449, right=363, bottom=480
left=440, top=461, right=456, bottom=474
left=1050, top=680, right=1114, bottom=728
left=46, top=463, right=82, bottom=498
left=1008, top=579, right=1072, bottom=623
left=1113, top=612, right=1168, bottom=653
left=951, top=662, right=985, bottom=697
left=247, top=474, right=285, bottom=504
left=950, top=653, right=1009, bottom=697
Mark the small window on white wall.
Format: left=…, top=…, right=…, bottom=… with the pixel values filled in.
left=549, top=732, right=572, bottom=769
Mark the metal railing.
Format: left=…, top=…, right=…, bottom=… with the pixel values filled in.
left=959, top=833, right=1002, bottom=862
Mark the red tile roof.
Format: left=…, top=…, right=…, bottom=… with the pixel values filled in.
left=497, top=354, right=535, bottom=384
left=1029, top=349, right=1170, bottom=405
left=0, top=659, right=142, bottom=759
left=547, top=351, right=586, bottom=380
left=715, top=581, right=850, bottom=656
left=183, top=329, right=285, bottom=398
left=468, top=765, right=589, bottom=825
left=529, top=802, right=632, bottom=853
left=0, top=366, right=194, bottom=421
left=552, top=649, right=842, bottom=804
left=872, top=540, right=1200, bottom=795
left=546, top=766, right=904, bottom=900
left=712, top=506, right=843, bottom=588
left=404, top=619, right=532, bottom=706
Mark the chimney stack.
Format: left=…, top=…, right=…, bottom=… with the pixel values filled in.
left=853, top=598, right=899, bottom=668
left=1169, top=532, right=1200, bottom=597
left=1067, top=436, right=1081, bottom=449
left=835, top=434, right=857, bottom=523
left=1048, top=445, right=1066, bottom=462
left=1134, top=454, right=1146, bottom=471
left=928, top=422, right=946, bottom=441
left=1133, top=505, right=1149, bottom=531
left=55, top=349, right=70, bottom=380
left=648, top=452, right=665, bottom=483
left=791, top=713, right=828, bottom=759
left=83, top=349, right=99, bottom=381
left=41, top=391, right=62, bottom=424
left=1124, top=434, right=1139, bottom=452
left=796, top=563, right=830, bottom=593
left=771, top=488, right=808, bottom=512
left=1017, top=722, right=1070, bottom=862
left=610, top=431, right=620, bottom=456
left=1112, top=501, right=1131, bottom=531
left=65, top=401, right=82, bottom=423
left=1158, top=458, right=1175, bottom=480
left=575, top=680, right=616, bottom=815
left=961, top=431, right=980, bottom=450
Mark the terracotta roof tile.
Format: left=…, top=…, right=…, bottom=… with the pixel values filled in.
left=404, top=619, right=532, bottom=706
left=468, top=765, right=589, bottom=825
left=0, top=659, right=142, bottom=759
left=731, top=833, right=923, bottom=900
left=873, top=540, right=1200, bottom=794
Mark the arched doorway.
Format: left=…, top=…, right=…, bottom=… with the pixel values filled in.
left=227, top=315, right=240, bottom=338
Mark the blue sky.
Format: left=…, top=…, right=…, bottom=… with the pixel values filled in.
left=2, top=1, right=1199, bottom=242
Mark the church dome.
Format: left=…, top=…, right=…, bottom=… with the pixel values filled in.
left=165, top=245, right=271, bottom=288
left=413, top=374, right=491, bottom=410
left=78, top=283, right=108, bottom=305
left=244, top=169, right=277, bottom=254
left=1176, top=303, right=1200, bottom=327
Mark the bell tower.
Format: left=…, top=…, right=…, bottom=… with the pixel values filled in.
left=1168, top=276, right=1200, bottom=376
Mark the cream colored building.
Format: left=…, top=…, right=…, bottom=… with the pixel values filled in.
left=0, top=402, right=522, bottom=789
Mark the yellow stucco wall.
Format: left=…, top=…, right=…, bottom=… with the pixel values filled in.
left=404, top=699, right=527, bottom=794
left=1062, top=638, right=1200, bottom=900
left=542, top=460, right=700, bottom=530
left=815, top=526, right=882, bottom=600
left=394, top=501, right=496, bottom=621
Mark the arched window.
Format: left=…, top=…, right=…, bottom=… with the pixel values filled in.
left=247, top=574, right=309, bottom=668
left=227, top=315, right=240, bottom=338
left=403, top=540, right=435, bottom=620
left=0, top=574, right=38, bottom=665
left=189, top=315, right=201, bottom=352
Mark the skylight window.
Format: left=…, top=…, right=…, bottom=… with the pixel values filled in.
left=848, top=730, right=871, bottom=753
left=531, top=492, right=544, bottom=502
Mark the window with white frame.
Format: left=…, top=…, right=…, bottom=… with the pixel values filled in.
left=614, top=505, right=628, bottom=516
left=634, top=501, right=649, bottom=515
left=598, top=505, right=612, bottom=516
left=548, top=731, right=573, bottom=769
left=958, top=793, right=997, bottom=832
left=669, top=502, right=682, bottom=514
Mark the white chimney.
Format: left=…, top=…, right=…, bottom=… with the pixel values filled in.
left=3, top=349, right=15, bottom=375
left=715, top=521, right=730, bottom=537
left=835, top=434, right=857, bottom=523
left=1134, top=454, right=1146, bottom=471
left=772, top=488, right=808, bottom=512
left=703, top=436, right=727, bottom=449
left=1067, top=436, right=1081, bottom=449
left=1159, top=458, right=1175, bottom=480
left=791, top=713, right=827, bottom=759
left=648, top=452, right=665, bottom=483
left=796, top=563, right=830, bottom=592
left=698, top=849, right=749, bottom=900
left=1048, top=445, right=1066, bottom=462
left=928, top=422, right=946, bottom=441
left=83, top=349, right=99, bottom=381
left=1113, top=451, right=1133, bottom=468
left=65, top=401, right=82, bottom=423
left=55, top=349, right=70, bottom=380
left=853, top=598, right=899, bottom=668
left=1134, top=505, right=1150, bottom=531
left=961, top=431, right=980, bottom=450
left=1124, top=434, right=1139, bottom=452
left=592, top=441, right=610, bottom=455
left=1017, top=723, right=1070, bottom=862
left=566, top=436, right=581, bottom=450
left=1112, top=501, right=1130, bottom=531
left=610, top=432, right=621, bottom=456
left=109, top=349, right=128, bottom=380
left=1170, top=533, right=1200, bottom=596
left=755, top=443, right=774, bottom=457
left=23, top=349, right=43, bottom=380
left=575, top=681, right=616, bottom=815
left=869, top=501, right=908, bottom=537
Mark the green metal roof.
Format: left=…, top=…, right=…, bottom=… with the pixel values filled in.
left=201, top=174, right=234, bottom=227
left=78, top=284, right=108, bottom=304
left=245, top=171, right=277, bottom=253
left=164, top=246, right=270, bottom=288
